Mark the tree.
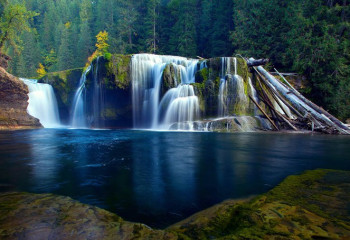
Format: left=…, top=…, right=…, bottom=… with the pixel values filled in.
left=87, top=31, right=110, bottom=65
left=0, top=2, right=38, bottom=53
left=115, top=0, right=138, bottom=53
left=144, top=0, right=160, bottom=53
left=36, top=63, right=46, bottom=78
left=43, top=49, right=57, bottom=71
left=168, top=0, right=197, bottom=57
left=57, top=22, right=74, bottom=71
left=95, top=31, right=110, bottom=55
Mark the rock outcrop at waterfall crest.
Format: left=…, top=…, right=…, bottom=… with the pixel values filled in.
left=0, top=67, right=41, bottom=129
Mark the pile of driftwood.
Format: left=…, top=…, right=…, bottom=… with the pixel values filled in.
left=246, top=58, right=350, bottom=135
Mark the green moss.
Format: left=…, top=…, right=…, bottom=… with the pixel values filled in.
left=195, top=68, right=209, bottom=84
left=106, top=54, right=132, bottom=90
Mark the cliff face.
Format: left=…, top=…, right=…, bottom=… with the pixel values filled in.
left=0, top=67, right=41, bottom=129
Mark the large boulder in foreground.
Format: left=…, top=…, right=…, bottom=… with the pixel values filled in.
left=0, top=169, right=349, bottom=239
left=170, top=169, right=350, bottom=239
left=0, top=192, right=177, bottom=240
left=0, top=67, right=41, bottom=129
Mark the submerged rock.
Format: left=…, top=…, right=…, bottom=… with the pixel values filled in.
left=1, top=169, right=349, bottom=239
left=0, top=67, right=41, bottom=129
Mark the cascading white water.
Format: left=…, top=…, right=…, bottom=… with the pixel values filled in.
left=71, top=66, right=91, bottom=128
left=218, top=57, right=234, bottom=117
left=159, top=84, right=200, bottom=130
left=92, top=57, right=105, bottom=127
left=131, top=54, right=201, bottom=129
left=21, top=78, right=61, bottom=128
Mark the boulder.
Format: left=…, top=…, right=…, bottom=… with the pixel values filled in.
left=0, top=52, right=11, bottom=70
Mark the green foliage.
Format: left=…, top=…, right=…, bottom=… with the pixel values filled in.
left=0, top=2, right=38, bottom=52
left=232, top=0, right=350, bottom=120
left=167, top=0, right=197, bottom=57
left=2, top=0, right=349, bottom=119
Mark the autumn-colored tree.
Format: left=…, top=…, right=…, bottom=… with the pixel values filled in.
left=36, top=63, right=47, bottom=78
left=87, top=31, right=110, bottom=66
left=95, top=31, right=109, bottom=55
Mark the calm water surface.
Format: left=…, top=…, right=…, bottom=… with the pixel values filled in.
left=0, top=129, right=350, bottom=228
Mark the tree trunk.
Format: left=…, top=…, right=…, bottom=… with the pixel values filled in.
left=255, top=64, right=350, bottom=134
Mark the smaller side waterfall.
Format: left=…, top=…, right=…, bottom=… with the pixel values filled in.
left=218, top=57, right=235, bottom=117
left=21, top=78, right=61, bottom=128
left=71, top=66, right=91, bottom=128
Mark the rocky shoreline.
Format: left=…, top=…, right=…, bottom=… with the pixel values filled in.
left=1, top=169, right=349, bottom=239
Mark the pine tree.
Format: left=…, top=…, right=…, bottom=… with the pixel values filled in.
left=57, top=22, right=74, bottom=71
left=144, top=0, right=160, bottom=53
left=168, top=0, right=197, bottom=57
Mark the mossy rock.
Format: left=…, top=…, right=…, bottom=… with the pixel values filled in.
left=169, top=169, right=350, bottom=239
left=0, top=170, right=349, bottom=239
left=106, top=54, right=132, bottom=90
left=161, top=63, right=180, bottom=97
left=195, top=67, right=209, bottom=84
left=0, top=192, right=178, bottom=239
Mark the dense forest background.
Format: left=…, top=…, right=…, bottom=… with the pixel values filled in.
left=1, top=0, right=349, bottom=120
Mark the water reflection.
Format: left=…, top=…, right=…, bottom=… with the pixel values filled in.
left=0, top=129, right=350, bottom=228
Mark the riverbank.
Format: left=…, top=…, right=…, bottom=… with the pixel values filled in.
left=1, top=169, right=349, bottom=239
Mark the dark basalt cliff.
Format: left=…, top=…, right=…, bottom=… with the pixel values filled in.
left=0, top=67, right=41, bottom=130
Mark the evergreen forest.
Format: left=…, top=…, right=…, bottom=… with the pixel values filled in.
left=1, top=0, right=349, bottom=120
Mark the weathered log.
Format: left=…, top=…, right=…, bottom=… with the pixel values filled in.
left=258, top=93, right=299, bottom=131
left=253, top=67, right=304, bottom=119
left=274, top=68, right=350, bottom=132
left=255, top=63, right=350, bottom=134
left=255, top=72, right=293, bottom=119
left=254, top=73, right=283, bottom=125
left=249, top=95, right=279, bottom=131
left=247, top=58, right=269, bottom=67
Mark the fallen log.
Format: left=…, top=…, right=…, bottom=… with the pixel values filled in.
left=274, top=68, right=349, bottom=132
left=254, top=73, right=283, bottom=126
left=257, top=93, right=299, bottom=131
left=255, top=72, right=293, bottom=119
left=247, top=58, right=269, bottom=67
left=253, top=67, right=304, bottom=119
left=255, top=63, right=350, bottom=134
left=249, top=95, right=279, bottom=131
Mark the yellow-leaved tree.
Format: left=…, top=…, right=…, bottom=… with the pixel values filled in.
left=87, top=31, right=110, bottom=66
left=36, top=63, right=46, bottom=78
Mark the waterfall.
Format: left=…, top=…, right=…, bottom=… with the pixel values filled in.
left=71, top=66, right=91, bottom=128
left=131, top=54, right=201, bottom=129
left=70, top=57, right=106, bottom=129
left=21, top=78, right=61, bottom=128
left=218, top=57, right=234, bottom=117
left=92, top=57, right=105, bottom=128
left=159, top=85, right=200, bottom=130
